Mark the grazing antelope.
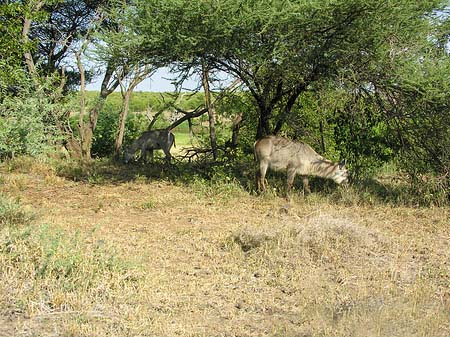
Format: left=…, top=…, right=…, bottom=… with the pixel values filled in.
left=124, top=129, right=175, bottom=164
left=254, top=135, right=348, bottom=194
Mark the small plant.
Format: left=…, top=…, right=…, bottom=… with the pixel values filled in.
left=87, top=172, right=107, bottom=185
left=0, top=222, right=143, bottom=318
left=0, top=194, right=33, bottom=228
left=140, top=198, right=156, bottom=210
left=134, top=174, right=149, bottom=184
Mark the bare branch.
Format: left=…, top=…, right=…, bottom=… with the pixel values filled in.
left=22, top=0, right=45, bottom=84
left=167, top=78, right=242, bottom=130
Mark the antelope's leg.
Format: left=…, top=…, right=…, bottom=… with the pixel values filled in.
left=287, top=166, right=296, bottom=194
left=258, top=160, right=269, bottom=191
left=302, top=176, right=311, bottom=194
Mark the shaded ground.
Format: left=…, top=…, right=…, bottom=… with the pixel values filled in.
left=0, top=163, right=449, bottom=336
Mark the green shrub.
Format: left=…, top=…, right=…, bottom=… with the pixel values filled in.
left=90, top=109, right=149, bottom=158
left=0, top=194, right=34, bottom=228
left=332, top=101, right=395, bottom=180
left=0, top=222, right=141, bottom=313
left=0, top=90, right=62, bottom=159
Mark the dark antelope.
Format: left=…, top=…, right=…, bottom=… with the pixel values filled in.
left=124, top=129, right=175, bottom=164
left=254, top=135, right=348, bottom=194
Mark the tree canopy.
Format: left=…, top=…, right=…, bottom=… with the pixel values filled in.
left=135, top=0, right=448, bottom=136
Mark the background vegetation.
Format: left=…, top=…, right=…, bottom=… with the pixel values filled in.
left=1, top=0, right=449, bottom=205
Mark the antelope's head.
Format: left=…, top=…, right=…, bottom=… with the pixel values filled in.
left=333, top=160, right=349, bottom=185
left=123, top=150, right=134, bottom=164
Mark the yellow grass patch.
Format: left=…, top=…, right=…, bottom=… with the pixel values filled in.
left=0, top=160, right=448, bottom=336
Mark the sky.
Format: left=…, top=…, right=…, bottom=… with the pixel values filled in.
left=85, top=67, right=202, bottom=92
left=85, top=66, right=237, bottom=92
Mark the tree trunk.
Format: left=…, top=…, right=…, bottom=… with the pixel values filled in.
left=81, top=99, right=105, bottom=159
left=320, top=119, right=326, bottom=153
left=64, top=134, right=83, bottom=159
left=75, top=51, right=89, bottom=158
left=22, top=1, right=44, bottom=86
left=114, top=89, right=132, bottom=160
left=273, top=84, right=304, bottom=135
left=188, top=118, right=194, bottom=144
left=256, top=106, right=271, bottom=140
left=202, top=60, right=218, bottom=160
left=230, top=112, right=243, bottom=148
left=75, top=48, right=105, bottom=160
left=80, top=63, right=121, bottom=159
left=114, top=65, right=152, bottom=160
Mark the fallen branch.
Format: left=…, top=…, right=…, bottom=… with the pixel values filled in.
left=179, top=147, right=214, bottom=162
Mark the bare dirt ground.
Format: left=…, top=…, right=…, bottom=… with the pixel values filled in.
left=1, top=163, right=449, bottom=336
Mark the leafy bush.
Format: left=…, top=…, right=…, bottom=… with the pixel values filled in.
left=90, top=107, right=120, bottom=158
left=90, top=108, right=148, bottom=158
left=0, top=89, right=63, bottom=159
left=333, top=102, right=395, bottom=179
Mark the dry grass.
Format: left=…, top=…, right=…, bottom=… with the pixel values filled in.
left=0, top=158, right=448, bottom=336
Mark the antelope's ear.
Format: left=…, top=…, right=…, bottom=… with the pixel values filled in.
left=339, top=159, right=347, bottom=168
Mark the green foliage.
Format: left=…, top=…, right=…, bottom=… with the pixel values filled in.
left=0, top=2, right=28, bottom=90
left=91, top=107, right=149, bottom=158
left=0, top=194, right=34, bottom=228
left=91, top=108, right=119, bottom=158
left=0, top=60, right=26, bottom=96
left=215, top=90, right=256, bottom=151
left=333, top=99, right=395, bottom=178
left=99, top=91, right=206, bottom=113
left=327, top=16, right=449, bottom=190
left=136, top=0, right=447, bottom=138
left=0, top=87, right=63, bottom=159
left=129, top=92, right=157, bottom=112
left=389, top=58, right=450, bottom=180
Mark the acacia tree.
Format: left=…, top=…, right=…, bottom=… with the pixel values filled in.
left=91, top=2, right=161, bottom=159
left=68, top=8, right=115, bottom=159
left=28, top=0, right=110, bottom=90
left=134, top=0, right=242, bottom=159
left=135, top=0, right=447, bottom=139
left=72, top=0, right=145, bottom=159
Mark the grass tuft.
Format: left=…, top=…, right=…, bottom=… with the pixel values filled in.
left=0, top=194, right=34, bottom=228
left=0, top=195, right=145, bottom=335
left=228, top=228, right=276, bottom=252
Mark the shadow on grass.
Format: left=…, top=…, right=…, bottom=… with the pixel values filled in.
left=25, top=156, right=448, bottom=207
left=318, top=176, right=449, bottom=207
left=54, top=156, right=257, bottom=188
